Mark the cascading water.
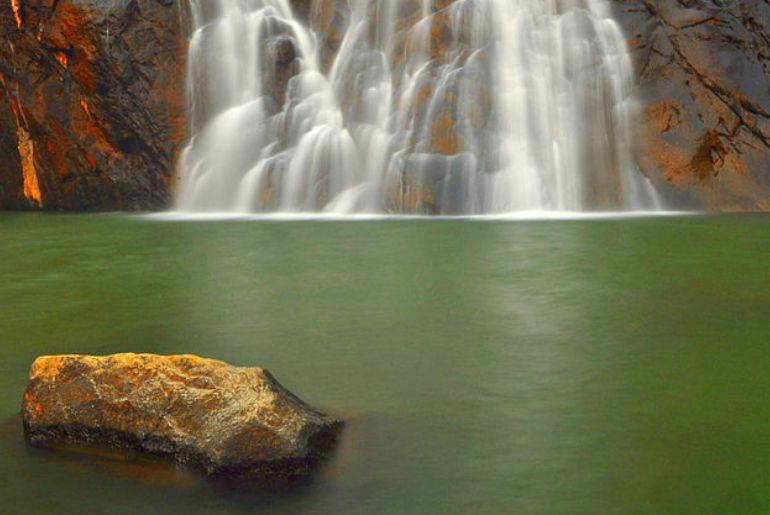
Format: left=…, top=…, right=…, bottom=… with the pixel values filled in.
left=177, top=0, right=660, bottom=215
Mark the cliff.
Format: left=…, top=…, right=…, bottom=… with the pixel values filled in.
left=0, top=0, right=768, bottom=211
left=0, top=0, right=186, bottom=210
left=613, top=0, right=770, bottom=211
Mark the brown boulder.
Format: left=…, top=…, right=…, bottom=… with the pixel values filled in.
left=22, top=354, right=342, bottom=478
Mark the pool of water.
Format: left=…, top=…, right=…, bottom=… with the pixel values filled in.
left=0, top=213, right=768, bottom=513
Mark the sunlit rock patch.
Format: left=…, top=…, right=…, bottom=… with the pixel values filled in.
left=22, top=354, right=343, bottom=479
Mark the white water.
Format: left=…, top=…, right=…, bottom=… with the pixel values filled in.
left=177, top=0, right=660, bottom=215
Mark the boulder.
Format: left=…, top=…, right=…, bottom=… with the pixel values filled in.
left=21, top=354, right=342, bottom=478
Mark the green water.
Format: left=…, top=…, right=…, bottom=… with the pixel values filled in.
left=0, top=213, right=768, bottom=514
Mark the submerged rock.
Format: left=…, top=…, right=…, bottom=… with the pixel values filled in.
left=21, top=354, right=342, bottom=478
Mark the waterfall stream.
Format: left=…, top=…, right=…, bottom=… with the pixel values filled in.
left=177, top=0, right=660, bottom=215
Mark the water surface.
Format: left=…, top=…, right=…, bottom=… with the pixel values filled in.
left=0, top=214, right=768, bottom=513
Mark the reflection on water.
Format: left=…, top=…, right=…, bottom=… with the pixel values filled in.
left=29, top=439, right=202, bottom=489
left=0, top=213, right=768, bottom=514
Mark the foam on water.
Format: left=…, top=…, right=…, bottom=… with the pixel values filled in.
left=149, top=210, right=688, bottom=224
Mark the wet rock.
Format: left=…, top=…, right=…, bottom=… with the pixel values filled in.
left=387, top=152, right=481, bottom=215
left=22, top=354, right=342, bottom=478
left=612, top=0, right=770, bottom=211
left=290, top=0, right=351, bottom=72
left=2, top=0, right=767, bottom=212
left=0, top=0, right=187, bottom=211
left=263, top=35, right=300, bottom=106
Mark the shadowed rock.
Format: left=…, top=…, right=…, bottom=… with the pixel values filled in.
left=612, top=0, right=770, bottom=211
left=21, top=354, right=342, bottom=479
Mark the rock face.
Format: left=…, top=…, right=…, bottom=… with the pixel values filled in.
left=289, top=0, right=350, bottom=73
left=22, top=354, right=343, bottom=477
left=612, top=0, right=770, bottom=211
left=1, top=0, right=768, bottom=211
left=0, top=0, right=187, bottom=210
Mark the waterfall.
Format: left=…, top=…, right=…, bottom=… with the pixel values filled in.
left=177, top=0, right=660, bottom=215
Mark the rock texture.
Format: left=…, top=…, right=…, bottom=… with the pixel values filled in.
left=613, top=0, right=770, bottom=210
left=0, top=0, right=187, bottom=210
left=22, top=354, right=342, bottom=477
left=1, top=0, right=768, bottom=211
left=290, top=0, right=350, bottom=73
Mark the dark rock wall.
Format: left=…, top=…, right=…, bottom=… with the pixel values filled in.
left=0, top=0, right=768, bottom=211
left=0, top=0, right=187, bottom=211
left=613, top=0, right=770, bottom=210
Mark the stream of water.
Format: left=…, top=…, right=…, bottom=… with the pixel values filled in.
left=177, top=0, right=660, bottom=214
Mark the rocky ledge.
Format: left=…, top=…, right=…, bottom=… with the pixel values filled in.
left=21, top=354, right=342, bottom=478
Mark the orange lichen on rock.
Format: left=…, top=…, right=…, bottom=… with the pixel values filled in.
left=646, top=101, right=682, bottom=134
left=22, top=354, right=343, bottom=477
left=16, top=125, right=42, bottom=206
left=71, top=96, right=122, bottom=169
left=79, top=99, right=91, bottom=119
left=50, top=3, right=99, bottom=95
left=23, top=391, right=43, bottom=416
left=10, top=0, right=22, bottom=29
left=388, top=172, right=438, bottom=214
left=431, top=110, right=459, bottom=155
left=641, top=135, right=690, bottom=184
left=27, top=354, right=78, bottom=382
left=161, top=34, right=188, bottom=179
left=641, top=101, right=698, bottom=184
left=691, top=131, right=727, bottom=180
left=54, top=51, right=68, bottom=69
left=429, top=10, right=452, bottom=61
left=5, top=82, right=43, bottom=206
left=43, top=123, right=72, bottom=180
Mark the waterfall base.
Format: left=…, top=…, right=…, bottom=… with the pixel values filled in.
left=178, top=0, right=661, bottom=215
